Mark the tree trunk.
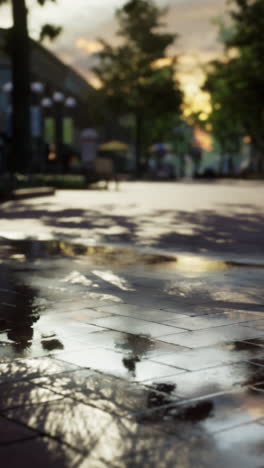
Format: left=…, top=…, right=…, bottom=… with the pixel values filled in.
left=11, top=0, right=31, bottom=173
left=135, top=113, right=142, bottom=177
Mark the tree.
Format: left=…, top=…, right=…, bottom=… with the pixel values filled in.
left=0, top=0, right=61, bottom=172
left=93, top=0, right=182, bottom=174
left=203, top=59, right=243, bottom=172
left=204, top=0, right=264, bottom=173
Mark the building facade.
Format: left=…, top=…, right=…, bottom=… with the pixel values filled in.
left=0, top=28, right=93, bottom=171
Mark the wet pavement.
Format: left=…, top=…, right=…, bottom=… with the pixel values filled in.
left=0, top=237, right=263, bottom=467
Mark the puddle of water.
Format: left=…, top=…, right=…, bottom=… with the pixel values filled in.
left=0, top=240, right=176, bottom=266
left=0, top=266, right=40, bottom=353
left=2, top=239, right=261, bottom=273
left=0, top=238, right=263, bottom=367
left=169, top=255, right=228, bottom=273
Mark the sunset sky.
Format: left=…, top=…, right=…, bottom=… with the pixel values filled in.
left=0, top=0, right=229, bottom=113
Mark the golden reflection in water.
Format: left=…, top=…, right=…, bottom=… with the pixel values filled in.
left=171, top=256, right=228, bottom=273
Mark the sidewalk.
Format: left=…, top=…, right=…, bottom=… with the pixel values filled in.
left=0, top=182, right=264, bottom=467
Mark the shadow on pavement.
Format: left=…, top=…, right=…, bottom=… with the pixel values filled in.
left=1, top=200, right=264, bottom=256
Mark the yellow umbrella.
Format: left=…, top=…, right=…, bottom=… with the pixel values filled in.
left=98, top=140, right=129, bottom=152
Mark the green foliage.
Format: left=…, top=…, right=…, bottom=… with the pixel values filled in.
left=204, top=59, right=243, bottom=154
left=39, top=24, right=62, bottom=43
left=205, top=0, right=264, bottom=168
left=34, top=174, right=87, bottom=189
left=93, top=0, right=182, bottom=169
left=116, top=0, right=176, bottom=59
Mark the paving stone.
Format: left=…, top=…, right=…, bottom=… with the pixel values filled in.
left=213, top=421, right=264, bottom=468
left=138, top=387, right=264, bottom=435
left=158, top=325, right=264, bottom=348
left=164, top=311, right=261, bottom=330
left=33, top=315, right=106, bottom=340
left=0, top=436, right=82, bottom=467
left=0, top=416, right=38, bottom=444
left=0, top=333, right=98, bottom=362
left=242, top=337, right=264, bottom=348
left=251, top=382, right=264, bottom=393
left=1, top=205, right=264, bottom=467
left=84, top=315, right=184, bottom=338
left=242, top=319, right=264, bottom=330
left=96, top=303, right=189, bottom=322
left=0, top=381, right=62, bottom=411
left=33, top=369, right=153, bottom=416
left=56, top=308, right=113, bottom=321
left=78, top=420, right=217, bottom=468
left=144, top=362, right=264, bottom=397
left=152, top=341, right=264, bottom=371
left=0, top=357, right=79, bottom=384
left=4, top=398, right=117, bottom=453
left=56, top=348, right=183, bottom=381
left=57, top=330, right=189, bottom=358
left=248, top=358, right=264, bottom=368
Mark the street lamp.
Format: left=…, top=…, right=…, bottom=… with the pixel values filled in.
left=2, top=82, right=13, bottom=140
left=52, top=91, right=65, bottom=171
left=41, top=93, right=77, bottom=172
left=65, top=97, right=77, bottom=108
left=2, top=82, right=13, bottom=93
left=41, top=97, right=55, bottom=169
left=53, top=91, right=65, bottom=103
left=31, top=82, right=44, bottom=95
left=41, top=97, right=52, bottom=108
left=63, top=96, right=77, bottom=147
left=30, top=82, right=45, bottom=171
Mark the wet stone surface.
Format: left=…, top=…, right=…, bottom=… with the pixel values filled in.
left=0, top=239, right=264, bottom=467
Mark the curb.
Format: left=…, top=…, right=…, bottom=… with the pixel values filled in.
left=0, top=187, right=55, bottom=202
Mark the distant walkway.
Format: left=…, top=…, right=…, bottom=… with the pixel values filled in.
left=0, top=181, right=264, bottom=260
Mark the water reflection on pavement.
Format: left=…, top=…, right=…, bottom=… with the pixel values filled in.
left=0, top=239, right=264, bottom=467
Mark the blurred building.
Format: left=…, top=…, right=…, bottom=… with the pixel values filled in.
left=0, top=28, right=92, bottom=144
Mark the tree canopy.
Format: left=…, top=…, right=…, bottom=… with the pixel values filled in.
left=93, top=0, right=183, bottom=173
left=204, top=0, right=264, bottom=171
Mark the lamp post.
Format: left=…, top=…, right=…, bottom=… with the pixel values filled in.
left=64, top=97, right=77, bottom=144
left=52, top=91, right=65, bottom=172
left=2, top=82, right=13, bottom=172
left=2, top=82, right=13, bottom=139
left=41, top=97, right=55, bottom=172
left=41, top=93, right=77, bottom=172
left=30, top=82, right=44, bottom=171
left=2, top=81, right=45, bottom=172
left=63, top=96, right=77, bottom=172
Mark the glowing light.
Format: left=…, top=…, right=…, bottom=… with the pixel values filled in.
left=243, top=136, right=251, bottom=144
left=199, top=112, right=208, bottom=121
left=194, top=127, right=213, bottom=151
left=75, top=38, right=103, bottom=55
left=48, top=152, right=57, bottom=160
left=83, top=71, right=103, bottom=89
left=151, top=57, right=174, bottom=69
left=175, top=255, right=228, bottom=273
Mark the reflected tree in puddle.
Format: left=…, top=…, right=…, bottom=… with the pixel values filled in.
left=115, top=334, right=155, bottom=357
left=0, top=263, right=65, bottom=357
left=0, top=264, right=39, bottom=352
left=115, top=334, right=155, bottom=377
left=41, top=338, right=64, bottom=352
